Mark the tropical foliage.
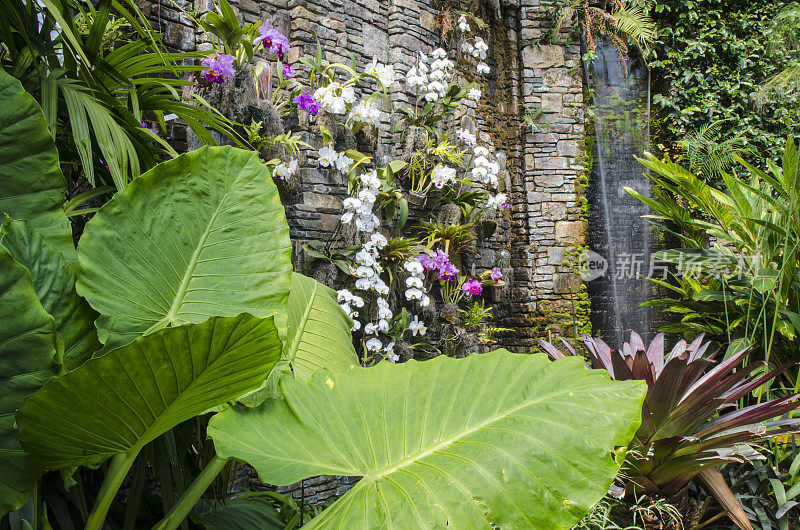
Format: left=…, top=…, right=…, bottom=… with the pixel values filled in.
left=626, top=138, right=800, bottom=380
left=0, top=57, right=647, bottom=529
left=0, top=0, right=244, bottom=191
left=649, top=0, right=800, bottom=170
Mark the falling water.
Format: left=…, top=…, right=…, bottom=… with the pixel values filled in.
left=584, top=42, right=652, bottom=345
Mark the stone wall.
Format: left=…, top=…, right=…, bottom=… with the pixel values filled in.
left=142, top=0, right=587, bottom=503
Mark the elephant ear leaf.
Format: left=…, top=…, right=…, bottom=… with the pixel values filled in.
left=76, top=146, right=293, bottom=350
left=284, top=272, right=358, bottom=380
left=0, top=245, right=61, bottom=516
left=209, top=351, right=646, bottom=530
left=0, top=70, right=76, bottom=265
left=1, top=218, right=100, bottom=369
left=16, top=314, right=282, bottom=470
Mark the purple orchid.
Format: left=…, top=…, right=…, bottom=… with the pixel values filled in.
left=201, top=54, right=236, bottom=84
left=282, top=63, right=296, bottom=79
left=419, top=249, right=460, bottom=280
left=257, top=22, right=290, bottom=60
left=461, top=279, right=483, bottom=296
left=293, top=91, right=320, bottom=115
left=438, top=261, right=460, bottom=281
left=490, top=267, right=502, bottom=284
left=140, top=120, right=160, bottom=136
left=418, top=252, right=439, bottom=271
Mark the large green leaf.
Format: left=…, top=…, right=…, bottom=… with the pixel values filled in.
left=16, top=314, right=281, bottom=470
left=209, top=351, right=646, bottom=529
left=191, top=495, right=287, bottom=529
left=76, top=146, right=292, bottom=349
left=0, top=70, right=76, bottom=265
left=284, top=272, right=357, bottom=380
left=0, top=245, right=61, bottom=515
left=1, top=218, right=100, bottom=369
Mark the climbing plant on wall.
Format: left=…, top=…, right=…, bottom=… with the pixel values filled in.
left=649, top=0, right=800, bottom=170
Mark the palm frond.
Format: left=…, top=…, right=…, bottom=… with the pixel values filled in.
left=613, top=5, right=656, bottom=54
left=59, top=78, right=140, bottom=189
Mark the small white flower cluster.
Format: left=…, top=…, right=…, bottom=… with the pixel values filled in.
left=353, top=233, right=399, bottom=362
left=337, top=288, right=365, bottom=331
left=366, top=336, right=397, bottom=362
left=354, top=232, right=389, bottom=295
left=457, top=128, right=476, bottom=146
left=273, top=158, right=298, bottom=179
left=458, top=14, right=470, bottom=33
left=365, top=58, right=396, bottom=88
left=458, top=15, right=490, bottom=76
left=318, top=146, right=353, bottom=174
left=431, top=164, right=457, bottom=189
left=403, top=258, right=430, bottom=307
left=486, top=192, right=508, bottom=209
left=364, top=297, right=392, bottom=334
left=349, top=99, right=382, bottom=127
left=342, top=170, right=382, bottom=232
left=471, top=145, right=501, bottom=189
left=406, top=48, right=454, bottom=103
left=313, top=82, right=356, bottom=115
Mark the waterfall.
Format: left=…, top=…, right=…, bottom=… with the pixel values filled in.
left=584, top=42, right=652, bottom=345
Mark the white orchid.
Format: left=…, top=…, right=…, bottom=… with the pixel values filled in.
left=477, top=62, right=490, bottom=75
left=336, top=154, right=354, bottom=173
left=406, top=276, right=423, bottom=288
left=404, top=260, right=424, bottom=274
left=370, top=232, right=388, bottom=249
left=474, top=37, right=489, bottom=60
left=458, top=14, right=469, bottom=32
left=318, top=146, right=338, bottom=167
left=361, top=171, right=381, bottom=191
left=431, top=165, right=457, bottom=188
left=366, top=58, right=395, bottom=87
left=337, top=289, right=353, bottom=303
left=273, top=159, right=298, bottom=179
left=468, top=88, right=482, bottom=101
left=458, top=128, right=476, bottom=146
left=487, top=192, right=508, bottom=209
left=373, top=278, right=389, bottom=295
left=405, top=287, right=423, bottom=300
left=365, top=337, right=382, bottom=352
left=341, top=85, right=356, bottom=104
left=408, top=315, right=427, bottom=336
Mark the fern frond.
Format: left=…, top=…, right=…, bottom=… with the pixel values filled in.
left=680, top=120, right=754, bottom=179
left=550, top=0, right=584, bottom=41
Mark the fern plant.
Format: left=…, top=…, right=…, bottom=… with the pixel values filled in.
left=551, top=0, right=656, bottom=60
left=679, top=120, right=754, bottom=181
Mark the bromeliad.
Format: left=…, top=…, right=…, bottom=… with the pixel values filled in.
left=539, top=332, right=800, bottom=528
